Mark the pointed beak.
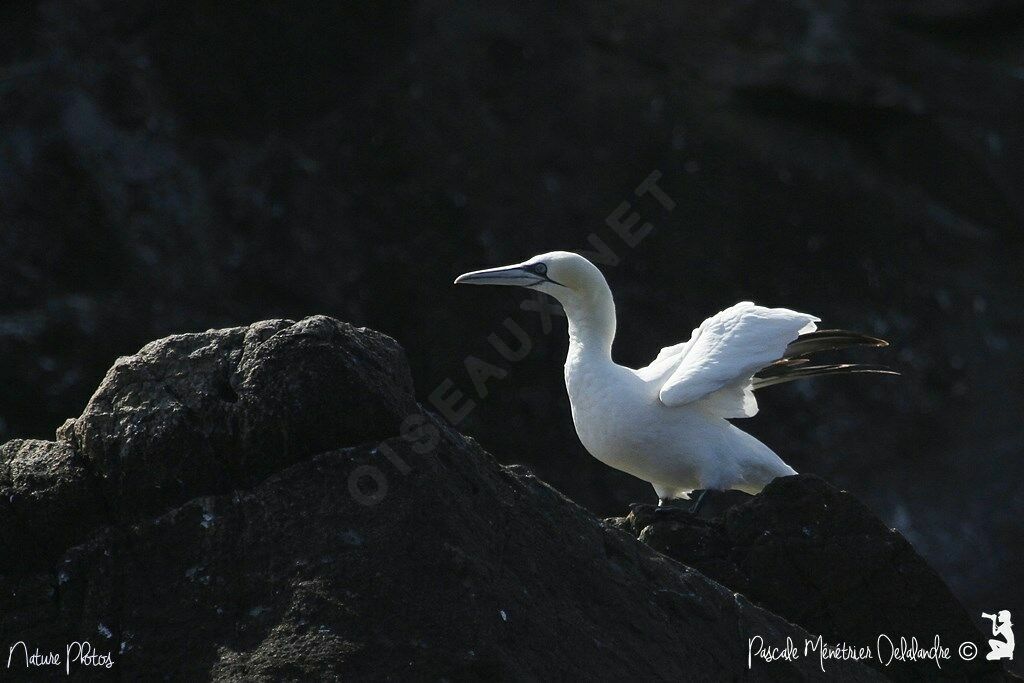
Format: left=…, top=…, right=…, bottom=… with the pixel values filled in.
left=454, top=263, right=539, bottom=287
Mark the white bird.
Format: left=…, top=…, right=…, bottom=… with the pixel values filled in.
left=455, top=251, right=896, bottom=509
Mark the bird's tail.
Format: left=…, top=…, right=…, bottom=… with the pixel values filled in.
left=752, top=329, right=899, bottom=390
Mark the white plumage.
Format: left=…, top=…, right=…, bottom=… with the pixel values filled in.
left=455, top=251, right=893, bottom=504
left=640, top=301, right=819, bottom=416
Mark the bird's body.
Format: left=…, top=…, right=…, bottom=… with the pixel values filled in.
left=564, top=354, right=793, bottom=499
left=455, top=251, right=894, bottom=503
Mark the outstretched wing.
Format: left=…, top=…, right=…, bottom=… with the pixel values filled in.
left=638, top=302, right=819, bottom=417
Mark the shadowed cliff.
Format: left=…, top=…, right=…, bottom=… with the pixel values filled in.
left=1, top=318, right=1009, bottom=680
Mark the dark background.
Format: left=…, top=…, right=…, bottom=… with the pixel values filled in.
left=1, top=0, right=1021, bottom=639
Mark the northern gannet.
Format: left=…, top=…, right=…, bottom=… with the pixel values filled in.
left=455, top=251, right=896, bottom=508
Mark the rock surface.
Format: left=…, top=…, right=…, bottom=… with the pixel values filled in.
left=610, top=478, right=1006, bottom=680
left=1, top=318, right=895, bottom=680
left=54, top=315, right=416, bottom=522
left=0, top=439, right=105, bottom=574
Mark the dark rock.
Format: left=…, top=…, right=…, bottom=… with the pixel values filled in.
left=54, top=316, right=417, bottom=522
left=0, top=439, right=108, bottom=574
left=0, top=437, right=882, bottom=681
left=608, top=475, right=1007, bottom=680
left=0, top=319, right=886, bottom=680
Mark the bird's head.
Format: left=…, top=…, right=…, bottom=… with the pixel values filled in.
left=454, top=251, right=606, bottom=302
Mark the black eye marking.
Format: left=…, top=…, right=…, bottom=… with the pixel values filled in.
left=525, top=261, right=565, bottom=287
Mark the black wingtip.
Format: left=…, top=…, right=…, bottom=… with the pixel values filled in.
left=783, top=329, right=891, bottom=358
left=753, top=363, right=900, bottom=389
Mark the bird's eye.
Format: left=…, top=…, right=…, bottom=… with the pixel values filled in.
left=531, top=263, right=548, bottom=275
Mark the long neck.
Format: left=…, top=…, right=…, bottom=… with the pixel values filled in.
left=561, top=280, right=617, bottom=363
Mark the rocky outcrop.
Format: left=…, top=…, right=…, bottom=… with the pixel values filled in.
left=1, top=318, right=896, bottom=680
left=54, top=316, right=417, bottom=522
left=610, top=478, right=1007, bottom=680
left=0, top=439, right=106, bottom=575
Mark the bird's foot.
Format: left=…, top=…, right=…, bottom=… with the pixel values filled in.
left=688, top=489, right=709, bottom=515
